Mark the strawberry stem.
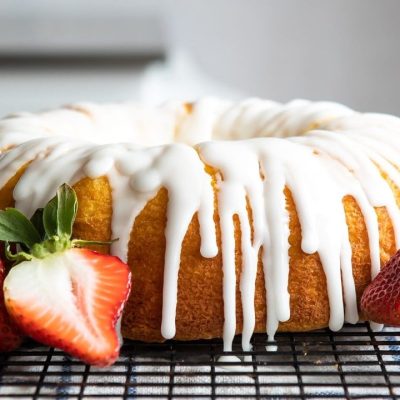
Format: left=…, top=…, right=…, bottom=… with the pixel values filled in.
left=72, top=239, right=118, bottom=248
left=5, top=242, right=33, bottom=263
left=0, top=184, right=118, bottom=264
left=31, top=235, right=72, bottom=259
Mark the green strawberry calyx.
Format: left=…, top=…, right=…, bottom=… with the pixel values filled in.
left=0, top=184, right=116, bottom=264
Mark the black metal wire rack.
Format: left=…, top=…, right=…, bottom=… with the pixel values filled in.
left=1, top=322, right=400, bottom=399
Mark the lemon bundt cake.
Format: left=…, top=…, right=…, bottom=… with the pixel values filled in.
left=0, top=98, right=399, bottom=353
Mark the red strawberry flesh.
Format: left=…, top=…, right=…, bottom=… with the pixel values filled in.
left=0, top=259, right=23, bottom=352
left=361, top=249, right=400, bottom=326
left=4, top=248, right=131, bottom=366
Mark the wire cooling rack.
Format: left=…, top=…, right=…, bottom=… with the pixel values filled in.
left=0, top=322, right=400, bottom=399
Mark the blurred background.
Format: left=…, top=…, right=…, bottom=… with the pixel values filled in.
left=0, top=0, right=399, bottom=116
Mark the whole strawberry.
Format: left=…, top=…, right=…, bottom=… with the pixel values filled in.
left=361, top=250, right=400, bottom=326
left=0, top=184, right=131, bottom=366
left=0, top=258, right=23, bottom=352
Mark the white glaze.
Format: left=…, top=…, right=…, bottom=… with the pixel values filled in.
left=0, top=98, right=397, bottom=355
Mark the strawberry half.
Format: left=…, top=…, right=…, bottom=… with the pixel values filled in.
left=0, top=258, right=23, bottom=352
left=4, top=248, right=130, bottom=366
left=0, top=184, right=131, bottom=366
left=361, top=249, right=400, bottom=326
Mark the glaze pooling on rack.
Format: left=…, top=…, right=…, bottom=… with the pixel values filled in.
left=0, top=98, right=399, bottom=354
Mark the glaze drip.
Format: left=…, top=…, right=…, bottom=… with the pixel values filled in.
left=0, top=98, right=398, bottom=352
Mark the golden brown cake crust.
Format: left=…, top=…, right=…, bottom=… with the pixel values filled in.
left=0, top=166, right=397, bottom=342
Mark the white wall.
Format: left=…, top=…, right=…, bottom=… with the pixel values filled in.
left=1, top=0, right=400, bottom=115
left=164, top=0, right=400, bottom=114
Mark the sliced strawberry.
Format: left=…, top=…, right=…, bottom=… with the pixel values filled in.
left=0, top=184, right=131, bottom=365
left=361, top=249, right=400, bottom=326
left=3, top=248, right=131, bottom=366
left=0, top=259, right=23, bottom=352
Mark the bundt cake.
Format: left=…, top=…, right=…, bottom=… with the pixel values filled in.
left=0, top=98, right=399, bottom=354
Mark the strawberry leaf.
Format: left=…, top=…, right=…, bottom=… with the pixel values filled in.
left=30, top=208, right=45, bottom=240
left=43, top=196, right=58, bottom=238
left=0, top=208, right=41, bottom=248
left=0, top=184, right=111, bottom=263
left=56, top=184, right=77, bottom=239
left=43, top=184, right=77, bottom=239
